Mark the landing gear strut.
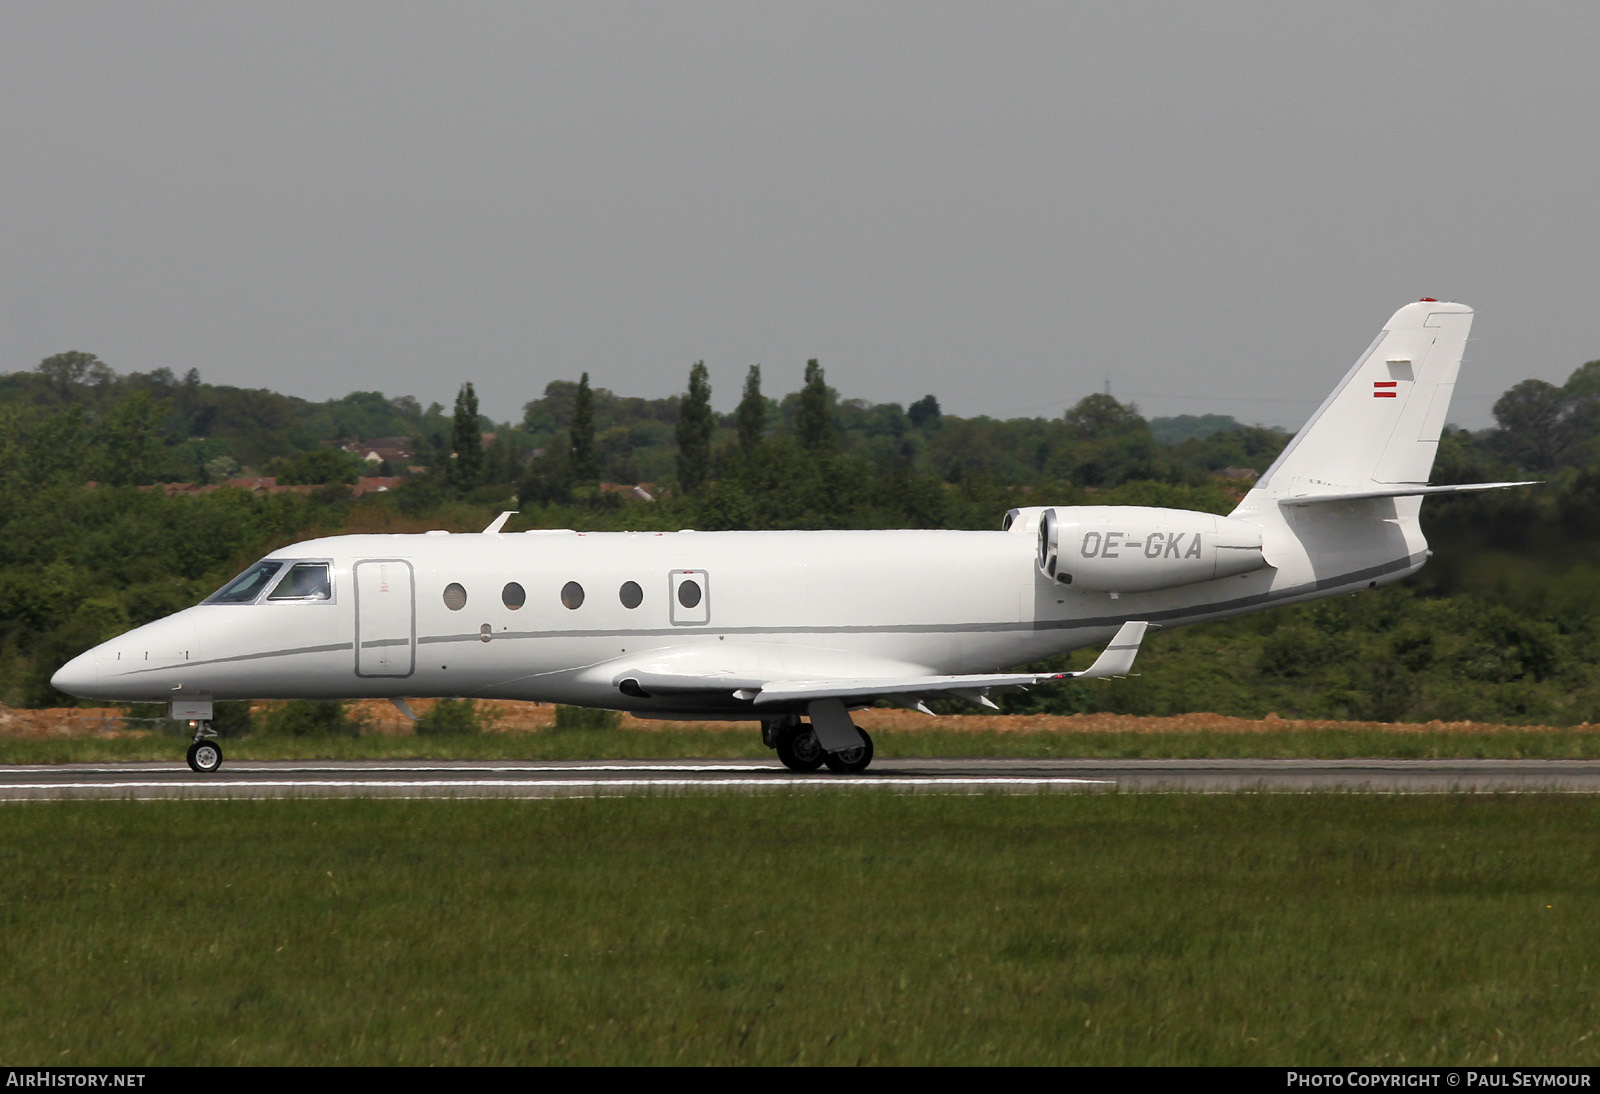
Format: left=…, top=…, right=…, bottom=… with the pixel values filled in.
left=185, top=721, right=223, bottom=773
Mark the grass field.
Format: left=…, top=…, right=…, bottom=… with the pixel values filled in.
left=1, top=794, right=1596, bottom=1065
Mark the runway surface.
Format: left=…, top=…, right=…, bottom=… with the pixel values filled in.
left=3, top=757, right=1600, bottom=799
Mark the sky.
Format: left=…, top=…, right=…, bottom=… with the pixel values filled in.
left=2, top=2, right=1597, bottom=431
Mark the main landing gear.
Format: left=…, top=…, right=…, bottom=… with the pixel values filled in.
left=763, top=716, right=875, bottom=775
left=774, top=722, right=826, bottom=771
left=822, top=730, right=873, bottom=775
left=185, top=721, right=223, bottom=773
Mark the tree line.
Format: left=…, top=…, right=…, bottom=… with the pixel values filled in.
left=3, top=346, right=1599, bottom=725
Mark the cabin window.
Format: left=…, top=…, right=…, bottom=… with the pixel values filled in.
left=205, top=561, right=283, bottom=604
left=268, top=562, right=331, bottom=601
left=561, top=581, right=585, bottom=610
left=677, top=579, right=703, bottom=609
left=619, top=581, right=643, bottom=609
left=443, top=583, right=468, bottom=611
left=502, top=582, right=526, bottom=610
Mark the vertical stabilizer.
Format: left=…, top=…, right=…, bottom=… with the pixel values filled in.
left=1242, top=301, right=1472, bottom=505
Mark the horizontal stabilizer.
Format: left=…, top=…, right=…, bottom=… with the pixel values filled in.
left=1277, top=481, right=1538, bottom=507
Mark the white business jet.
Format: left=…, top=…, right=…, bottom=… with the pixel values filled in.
left=52, top=300, right=1530, bottom=773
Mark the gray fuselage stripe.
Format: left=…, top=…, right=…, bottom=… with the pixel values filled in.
left=108, top=555, right=1416, bottom=675
left=116, top=642, right=354, bottom=676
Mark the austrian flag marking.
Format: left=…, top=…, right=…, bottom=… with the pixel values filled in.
left=1373, top=381, right=1398, bottom=398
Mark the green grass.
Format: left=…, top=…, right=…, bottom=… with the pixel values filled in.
left=0, top=794, right=1596, bottom=1064
left=882, top=727, right=1600, bottom=760
left=5, top=725, right=1600, bottom=764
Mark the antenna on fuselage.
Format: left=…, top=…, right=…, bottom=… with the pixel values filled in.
left=483, top=511, right=518, bottom=534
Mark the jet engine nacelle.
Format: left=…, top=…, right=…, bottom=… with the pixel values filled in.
left=1034, top=505, right=1269, bottom=592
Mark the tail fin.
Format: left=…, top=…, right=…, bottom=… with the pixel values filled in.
left=1228, top=301, right=1527, bottom=591
left=1245, top=300, right=1472, bottom=503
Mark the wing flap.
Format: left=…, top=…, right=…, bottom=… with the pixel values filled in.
left=753, top=672, right=1049, bottom=705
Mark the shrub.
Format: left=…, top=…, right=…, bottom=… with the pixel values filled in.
left=211, top=701, right=254, bottom=738
left=256, top=700, right=364, bottom=737
left=416, top=697, right=493, bottom=736
left=553, top=705, right=621, bottom=732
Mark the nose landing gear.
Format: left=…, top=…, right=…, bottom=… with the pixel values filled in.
left=185, top=721, right=223, bottom=773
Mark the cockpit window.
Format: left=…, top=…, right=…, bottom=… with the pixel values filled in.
left=268, top=562, right=332, bottom=601
left=205, top=561, right=284, bottom=604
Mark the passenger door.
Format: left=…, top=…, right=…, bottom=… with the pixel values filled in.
left=354, top=560, right=415, bottom=677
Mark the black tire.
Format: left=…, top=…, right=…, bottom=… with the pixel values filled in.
left=775, top=725, right=826, bottom=772
left=186, top=740, right=223, bottom=773
left=823, top=728, right=874, bottom=774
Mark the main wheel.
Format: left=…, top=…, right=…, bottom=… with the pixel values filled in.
left=823, top=728, right=874, bottom=774
left=186, top=740, right=223, bottom=773
left=775, top=725, right=826, bottom=772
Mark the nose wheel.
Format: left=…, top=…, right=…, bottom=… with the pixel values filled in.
left=185, top=722, right=223, bottom=773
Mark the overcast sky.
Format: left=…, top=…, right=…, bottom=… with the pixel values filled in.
left=2, top=2, right=1597, bottom=430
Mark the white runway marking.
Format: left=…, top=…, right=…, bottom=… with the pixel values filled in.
left=2, top=763, right=787, bottom=775
left=0, top=777, right=1114, bottom=790
left=7, top=759, right=1600, bottom=798
left=0, top=775, right=1114, bottom=799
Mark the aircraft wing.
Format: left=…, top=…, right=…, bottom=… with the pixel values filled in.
left=613, top=621, right=1149, bottom=710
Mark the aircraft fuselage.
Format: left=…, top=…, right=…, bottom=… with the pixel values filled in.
left=51, top=511, right=1426, bottom=718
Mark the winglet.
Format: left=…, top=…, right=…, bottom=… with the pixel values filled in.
left=482, top=511, right=518, bottom=534
left=1063, top=621, right=1149, bottom=679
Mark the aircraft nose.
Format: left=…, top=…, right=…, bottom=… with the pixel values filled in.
left=50, top=648, right=101, bottom=698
